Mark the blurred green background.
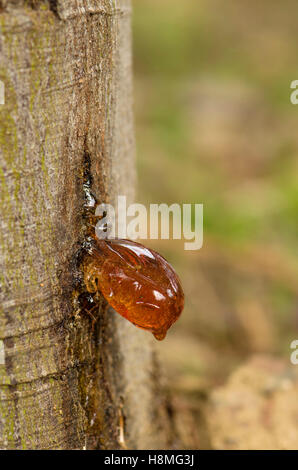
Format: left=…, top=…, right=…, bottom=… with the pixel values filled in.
left=132, top=0, right=298, bottom=448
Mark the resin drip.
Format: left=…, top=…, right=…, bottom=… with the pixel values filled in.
left=83, top=238, right=184, bottom=340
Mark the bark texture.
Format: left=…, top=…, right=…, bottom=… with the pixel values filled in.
left=0, top=0, right=172, bottom=449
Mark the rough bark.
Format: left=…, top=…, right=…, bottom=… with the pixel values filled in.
left=0, top=0, right=172, bottom=449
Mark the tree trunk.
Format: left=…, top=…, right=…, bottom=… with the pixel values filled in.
left=0, top=0, right=172, bottom=450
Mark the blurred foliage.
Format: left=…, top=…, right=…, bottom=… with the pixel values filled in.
left=132, top=0, right=298, bottom=442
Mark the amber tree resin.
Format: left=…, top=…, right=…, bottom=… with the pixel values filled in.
left=83, top=238, right=184, bottom=340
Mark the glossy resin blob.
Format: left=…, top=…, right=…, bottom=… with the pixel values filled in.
left=83, top=238, right=184, bottom=340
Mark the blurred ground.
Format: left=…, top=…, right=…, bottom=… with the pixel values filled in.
left=132, top=0, right=298, bottom=449
left=206, top=355, right=298, bottom=450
